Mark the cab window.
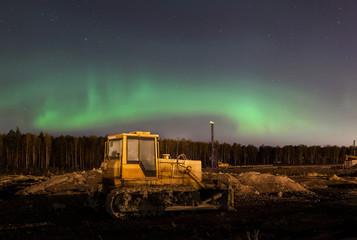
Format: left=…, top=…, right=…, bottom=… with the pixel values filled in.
left=108, top=139, right=122, bottom=159
left=127, top=138, right=139, bottom=162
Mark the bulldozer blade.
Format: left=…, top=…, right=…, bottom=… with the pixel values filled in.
left=165, top=204, right=221, bottom=212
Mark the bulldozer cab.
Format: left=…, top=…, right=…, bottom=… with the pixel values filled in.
left=102, top=131, right=159, bottom=186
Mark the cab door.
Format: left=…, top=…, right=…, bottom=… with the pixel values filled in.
left=127, top=137, right=157, bottom=177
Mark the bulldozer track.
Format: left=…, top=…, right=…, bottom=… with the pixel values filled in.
left=105, top=185, right=201, bottom=219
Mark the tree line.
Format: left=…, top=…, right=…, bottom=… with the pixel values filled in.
left=0, top=128, right=354, bottom=174
left=0, top=128, right=104, bottom=174
left=160, top=139, right=353, bottom=167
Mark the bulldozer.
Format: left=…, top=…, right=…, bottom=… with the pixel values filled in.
left=100, top=131, right=234, bottom=218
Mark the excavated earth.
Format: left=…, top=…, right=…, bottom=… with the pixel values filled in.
left=1, top=167, right=357, bottom=240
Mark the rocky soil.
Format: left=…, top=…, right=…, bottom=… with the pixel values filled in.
left=0, top=167, right=357, bottom=240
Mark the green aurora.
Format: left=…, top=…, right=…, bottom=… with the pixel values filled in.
left=0, top=58, right=351, bottom=145
left=24, top=72, right=317, bottom=138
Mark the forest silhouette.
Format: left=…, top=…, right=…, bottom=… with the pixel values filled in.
left=0, top=128, right=352, bottom=174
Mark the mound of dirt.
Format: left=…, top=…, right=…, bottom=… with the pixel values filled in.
left=15, top=169, right=307, bottom=198
left=306, top=172, right=327, bottom=177
left=203, top=172, right=308, bottom=196
left=16, top=169, right=102, bottom=196
left=236, top=172, right=307, bottom=193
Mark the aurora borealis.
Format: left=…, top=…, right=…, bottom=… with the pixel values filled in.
left=1, top=1, right=357, bottom=146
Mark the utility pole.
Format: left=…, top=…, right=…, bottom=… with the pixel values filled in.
left=354, top=140, right=356, bottom=156
left=210, top=121, right=215, bottom=168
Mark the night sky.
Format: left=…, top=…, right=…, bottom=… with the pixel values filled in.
left=1, top=0, right=357, bottom=146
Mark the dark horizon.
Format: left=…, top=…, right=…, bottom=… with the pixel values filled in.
left=1, top=127, right=356, bottom=149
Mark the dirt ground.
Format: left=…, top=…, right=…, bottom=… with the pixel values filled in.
left=1, top=167, right=357, bottom=240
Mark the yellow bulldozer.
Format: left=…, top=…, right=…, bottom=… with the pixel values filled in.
left=100, top=131, right=234, bottom=218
